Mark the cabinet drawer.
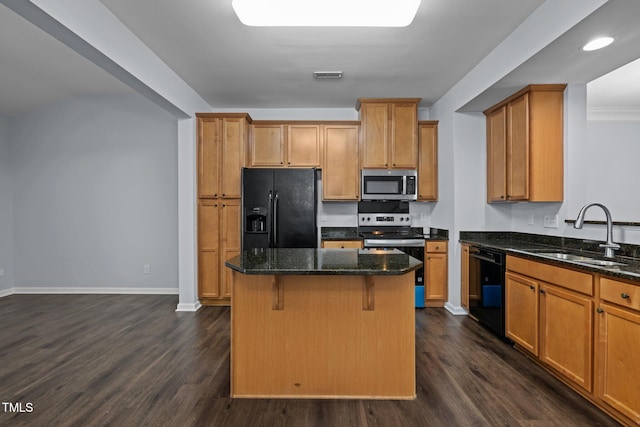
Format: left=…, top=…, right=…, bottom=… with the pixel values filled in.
left=507, top=256, right=593, bottom=296
left=600, top=277, right=640, bottom=312
left=426, top=241, right=447, bottom=253
left=321, top=240, right=363, bottom=249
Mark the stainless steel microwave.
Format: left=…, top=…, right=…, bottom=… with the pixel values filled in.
left=361, top=169, right=417, bottom=201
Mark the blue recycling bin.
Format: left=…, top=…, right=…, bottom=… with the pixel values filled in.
left=415, top=285, right=425, bottom=308
left=482, top=284, right=502, bottom=307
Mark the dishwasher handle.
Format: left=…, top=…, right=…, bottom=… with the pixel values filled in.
left=469, top=249, right=504, bottom=265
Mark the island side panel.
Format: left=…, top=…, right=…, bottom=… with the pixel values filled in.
left=230, top=271, right=415, bottom=399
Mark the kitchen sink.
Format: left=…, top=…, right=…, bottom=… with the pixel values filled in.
left=579, top=259, right=627, bottom=267
left=535, top=252, right=627, bottom=267
left=539, top=252, right=594, bottom=261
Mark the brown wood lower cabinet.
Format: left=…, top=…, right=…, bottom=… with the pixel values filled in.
left=507, top=255, right=640, bottom=426
left=539, top=283, right=593, bottom=393
left=597, top=278, right=640, bottom=424
left=460, top=244, right=470, bottom=311
left=505, top=271, right=539, bottom=355
left=425, top=241, right=448, bottom=307
left=506, top=258, right=594, bottom=393
left=198, top=199, right=240, bottom=305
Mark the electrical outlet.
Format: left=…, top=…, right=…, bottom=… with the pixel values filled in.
left=543, top=215, right=559, bottom=229
left=0, top=267, right=4, bottom=277
left=420, top=213, right=427, bottom=221
left=144, top=264, right=150, bottom=274
left=528, top=214, right=535, bottom=225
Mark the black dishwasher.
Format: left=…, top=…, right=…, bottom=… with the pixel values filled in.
left=468, top=247, right=507, bottom=339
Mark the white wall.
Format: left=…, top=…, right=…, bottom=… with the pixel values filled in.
left=0, top=113, right=14, bottom=293
left=10, top=94, right=179, bottom=291
left=568, top=120, right=640, bottom=243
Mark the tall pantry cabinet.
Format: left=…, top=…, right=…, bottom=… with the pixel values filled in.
left=196, top=113, right=251, bottom=305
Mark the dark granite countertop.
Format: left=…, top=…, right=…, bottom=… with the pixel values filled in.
left=320, top=227, right=449, bottom=241
left=460, top=231, right=640, bottom=283
left=320, top=227, right=362, bottom=241
left=225, top=248, right=423, bottom=276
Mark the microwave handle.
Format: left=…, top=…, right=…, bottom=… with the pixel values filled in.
left=402, top=175, right=406, bottom=194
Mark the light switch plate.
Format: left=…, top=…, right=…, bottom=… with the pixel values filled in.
left=544, top=215, right=559, bottom=228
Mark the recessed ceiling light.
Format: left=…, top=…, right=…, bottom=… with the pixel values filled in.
left=582, top=37, right=614, bottom=51
left=232, top=0, right=421, bottom=27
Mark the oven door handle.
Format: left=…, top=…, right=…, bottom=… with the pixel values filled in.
left=469, top=252, right=500, bottom=264
left=364, top=239, right=425, bottom=248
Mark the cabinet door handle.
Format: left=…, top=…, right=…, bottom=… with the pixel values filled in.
left=597, top=308, right=604, bottom=313
left=529, top=285, right=535, bottom=291
left=621, top=293, right=630, bottom=299
left=540, top=289, right=546, bottom=294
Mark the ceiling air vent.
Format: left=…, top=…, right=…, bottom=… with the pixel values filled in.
left=314, top=71, right=343, bottom=79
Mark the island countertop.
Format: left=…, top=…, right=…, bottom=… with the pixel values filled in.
left=225, top=248, right=422, bottom=276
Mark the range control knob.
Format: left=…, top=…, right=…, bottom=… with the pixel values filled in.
left=406, top=216, right=410, bottom=222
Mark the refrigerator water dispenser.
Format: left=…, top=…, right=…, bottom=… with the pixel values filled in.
left=246, top=207, right=267, bottom=232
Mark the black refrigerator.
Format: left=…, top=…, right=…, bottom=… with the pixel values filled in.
left=242, top=168, right=318, bottom=249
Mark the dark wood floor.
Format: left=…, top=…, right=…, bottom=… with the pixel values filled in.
left=0, top=295, right=620, bottom=426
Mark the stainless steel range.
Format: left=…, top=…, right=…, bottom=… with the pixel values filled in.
left=358, top=201, right=425, bottom=295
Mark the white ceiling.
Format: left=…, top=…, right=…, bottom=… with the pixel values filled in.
left=0, top=0, right=638, bottom=116
left=461, top=0, right=640, bottom=112
left=0, top=5, right=132, bottom=116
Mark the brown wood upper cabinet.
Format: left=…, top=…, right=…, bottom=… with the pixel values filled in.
left=322, top=123, right=360, bottom=201
left=197, top=113, right=251, bottom=199
left=249, top=122, right=322, bottom=167
left=484, top=85, right=565, bottom=203
left=418, top=121, right=438, bottom=201
left=357, top=98, right=420, bottom=169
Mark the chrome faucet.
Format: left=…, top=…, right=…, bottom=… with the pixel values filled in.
left=574, top=203, right=620, bottom=258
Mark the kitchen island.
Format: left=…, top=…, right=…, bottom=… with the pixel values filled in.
left=225, top=248, right=422, bottom=399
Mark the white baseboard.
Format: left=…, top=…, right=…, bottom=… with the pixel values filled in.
left=444, top=302, right=468, bottom=316
left=12, top=287, right=179, bottom=295
left=0, top=288, right=15, bottom=298
left=176, top=301, right=202, bottom=312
